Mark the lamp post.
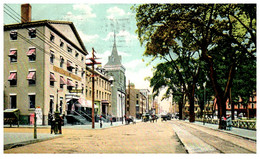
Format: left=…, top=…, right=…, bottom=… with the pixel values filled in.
left=203, top=82, right=206, bottom=124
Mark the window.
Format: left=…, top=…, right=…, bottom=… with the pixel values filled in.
left=60, top=56, right=64, bottom=68
left=10, top=95, right=17, bottom=109
left=50, top=51, right=55, bottom=64
left=75, top=52, right=79, bottom=58
left=9, top=50, right=17, bottom=62
left=67, top=45, right=72, bottom=53
left=8, top=72, right=17, bottom=86
left=136, top=94, right=139, bottom=98
left=75, top=65, right=78, bottom=74
left=50, top=72, right=56, bottom=86
left=67, top=79, right=75, bottom=90
left=10, top=30, right=17, bottom=40
left=29, top=94, right=36, bottom=109
left=60, top=40, right=64, bottom=48
left=136, top=100, right=139, bottom=105
left=81, top=84, right=84, bottom=92
left=27, top=48, right=36, bottom=61
left=59, top=97, right=63, bottom=114
left=86, top=86, right=88, bottom=95
left=50, top=33, right=55, bottom=42
left=27, top=71, right=36, bottom=85
left=60, top=76, right=66, bottom=89
left=81, top=56, right=84, bottom=62
left=81, top=68, right=84, bottom=77
left=67, top=60, right=74, bottom=72
left=50, top=96, right=54, bottom=113
left=75, top=82, right=78, bottom=89
left=28, top=28, right=36, bottom=38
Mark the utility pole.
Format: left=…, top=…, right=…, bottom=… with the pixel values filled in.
left=128, top=80, right=130, bottom=116
left=86, top=48, right=101, bottom=129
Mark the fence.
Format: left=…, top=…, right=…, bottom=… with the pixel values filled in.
left=196, top=118, right=256, bottom=130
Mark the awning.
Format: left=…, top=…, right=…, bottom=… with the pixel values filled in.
left=27, top=48, right=36, bottom=56
left=67, top=80, right=75, bottom=87
left=8, top=72, right=17, bottom=81
left=67, top=61, right=74, bottom=68
left=60, top=76, right=66, bottom=85
left=8, top=50, right=17, bottom=56
left=102, top=100, right=109, bottom=104
left=27, top=72, right=36, bottom=80
left=78, top=98, right=87, bottom=107
left=50, top=73, right=56, bottom=82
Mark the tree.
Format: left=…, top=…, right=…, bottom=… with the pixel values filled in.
left=134, top=4, right=256, bottom=128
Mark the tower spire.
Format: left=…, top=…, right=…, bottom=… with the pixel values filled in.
left=114, top=30, right=116, bottom=45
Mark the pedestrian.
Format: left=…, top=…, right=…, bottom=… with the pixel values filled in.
left=48, top=112, right=54, bottom=134
left=100, top=116, right=103, bottom=128
left=58, top=115, right=63, bottom=134
left=221, top=116, right=227, bottom=130
left=226, top=115, right=232, bottom=130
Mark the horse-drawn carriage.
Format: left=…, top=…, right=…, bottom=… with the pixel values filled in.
left=161, top=115, right=168, bottom=121
left=125, top=116, right=136, bottom=124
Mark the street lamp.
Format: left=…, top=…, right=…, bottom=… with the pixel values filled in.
left=203, top=82, right=206, bottom=124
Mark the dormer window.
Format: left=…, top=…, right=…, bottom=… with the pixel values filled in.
left=10, top=30, right=17, bottom=40
left=28, top=28, right=36, bottom=38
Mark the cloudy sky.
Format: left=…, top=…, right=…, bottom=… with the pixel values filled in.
left=3, top=2, right=157, bottom=90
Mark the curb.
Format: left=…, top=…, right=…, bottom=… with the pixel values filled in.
left=192, top=122, right=257, bottom=142
left=4, top=134, right=63, bottom=150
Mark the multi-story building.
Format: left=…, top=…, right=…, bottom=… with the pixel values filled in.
left=126, top=83, right=150, bottom=119
left=4, top=4, right=88, bottom=125
left=139, top=89, right=149, bottom=113
left=84, top=66, right=112, bottom=117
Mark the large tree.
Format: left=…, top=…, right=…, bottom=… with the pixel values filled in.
left=134, top=4, right=256, bottom=128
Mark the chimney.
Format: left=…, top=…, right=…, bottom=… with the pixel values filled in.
left=21, top=3, right=31, bottom=23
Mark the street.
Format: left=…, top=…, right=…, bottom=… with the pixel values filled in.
left=4, top=119, right=256, bottom=154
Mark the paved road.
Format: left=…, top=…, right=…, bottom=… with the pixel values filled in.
left=3, top=119, right=256, bottom=154
left=4, top=120, right=186, bottom=153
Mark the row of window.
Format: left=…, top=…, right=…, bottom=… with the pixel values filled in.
left=10, top=28, right=36, bottom=40
left=9, top=94, right=65, bottom=113
left=8, top=47, right=84, bottom=78
left=8, top=48, right=36, bottom=62
left=9, top=29, right=85, bottom=64
left=8, top=71, right=83, bottom=90
left=9, top=94, right=35, bottom=109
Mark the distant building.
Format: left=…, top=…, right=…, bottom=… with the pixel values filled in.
left=4, top=4, right=87, bottom=125
left=104, top=33, right=126, bottom=121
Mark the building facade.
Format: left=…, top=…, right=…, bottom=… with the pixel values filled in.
left=84, top=66, right=112, bottom=117
left=4, top=4, right=88, bottom=125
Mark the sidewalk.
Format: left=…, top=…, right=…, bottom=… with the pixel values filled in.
left=4, top=133, right=62, bottom=150
left=187, top=120, right=256, bottom=141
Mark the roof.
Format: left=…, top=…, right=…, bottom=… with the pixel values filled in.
left=4, top=20, right=88, bottom=55
left=104, top=33, right=124, bottom=68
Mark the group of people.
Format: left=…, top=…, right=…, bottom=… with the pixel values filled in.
left=221, top=115, right=232, bottom=130
left=48, top=112, right=64, bottom=134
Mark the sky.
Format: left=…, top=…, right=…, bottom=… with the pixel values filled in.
left=3, top=3, right=156, bottom=90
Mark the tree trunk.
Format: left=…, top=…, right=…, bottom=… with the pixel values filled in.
left=189, top=95, right=195, bottom=122
left=178, top=95, right=184, bottom=120
left=216, top=96, right=227, bottom=129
